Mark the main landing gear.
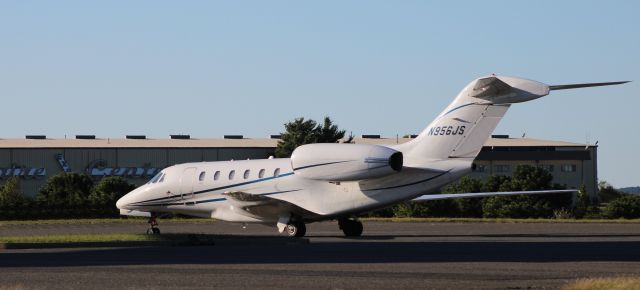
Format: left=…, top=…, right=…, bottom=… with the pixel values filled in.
left=339, top=218, right=363, bottom=237
left=146, top=215, right=161, bottom=235
left=285, top=220, right=306, bottom=237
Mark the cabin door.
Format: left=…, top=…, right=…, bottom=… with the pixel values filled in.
left=180, top=167, right=196, bottom=201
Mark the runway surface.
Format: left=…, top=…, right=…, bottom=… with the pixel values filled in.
left=2, top=220, right=640, bottom=289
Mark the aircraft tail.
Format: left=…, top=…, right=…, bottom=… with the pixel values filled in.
left=395, top=76, right=628, bottom=166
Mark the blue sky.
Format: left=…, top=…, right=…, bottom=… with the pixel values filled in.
left=0, top=1, right=638, bottom=187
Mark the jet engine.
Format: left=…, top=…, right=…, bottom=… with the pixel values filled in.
left=291, top=143, right=403, bottom=181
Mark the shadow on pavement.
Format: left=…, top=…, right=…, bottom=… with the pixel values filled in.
left=2, top=240, right=640, bottom=267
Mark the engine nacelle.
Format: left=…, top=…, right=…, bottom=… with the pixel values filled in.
left=291, top=143, right=403, bottom=181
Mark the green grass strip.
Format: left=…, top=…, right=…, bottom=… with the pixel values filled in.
left=0, top=233, right=162, bottom=244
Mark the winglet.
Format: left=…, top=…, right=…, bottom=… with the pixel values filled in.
left=549, top=81, right=630, bottom=91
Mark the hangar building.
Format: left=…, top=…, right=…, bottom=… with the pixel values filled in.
left=0, top=134, right=597, bottom=198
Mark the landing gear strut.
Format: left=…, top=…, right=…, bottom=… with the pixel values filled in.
left=285, top=220, right=306, bottom=237
left=339, top=218, right=363, bottom=237
left=146, top=215, right=161, bottom=235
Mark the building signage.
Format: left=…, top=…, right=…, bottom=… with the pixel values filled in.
left=55, top=154, right=160, bottom=178
left=0, top=167, right=46, bottom=179
left=85, top=159, right=160, bottom=178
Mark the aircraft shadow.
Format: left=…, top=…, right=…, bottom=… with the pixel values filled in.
left=2, top=239, right=640, bottom=267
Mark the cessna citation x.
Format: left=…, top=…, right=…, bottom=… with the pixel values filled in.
left=116, top=76, right=627, bottom=237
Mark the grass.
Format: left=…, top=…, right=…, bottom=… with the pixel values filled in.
left=562, top=277, right=640, bottom=290
left=0, top=233, right=162, bottom=244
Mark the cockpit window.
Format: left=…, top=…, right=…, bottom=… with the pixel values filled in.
left=149, top=172, right=163, bottom=184
left=158, top=174, right=165, bottom=183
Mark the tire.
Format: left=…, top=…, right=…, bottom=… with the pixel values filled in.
left=285, top=221, right=306, bottom=237
left=341, top=220, right=363, bottom=237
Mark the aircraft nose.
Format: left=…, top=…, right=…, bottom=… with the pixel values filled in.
left=116, top=195, right=128, bottom=210
left=116, top=190, right=137, bottom=210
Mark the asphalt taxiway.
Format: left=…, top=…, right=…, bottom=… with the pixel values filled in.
left=1, top=221, right=640, bottom=289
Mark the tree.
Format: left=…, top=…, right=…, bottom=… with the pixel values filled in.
left=89, top=177, right=136, bottom=210
left=603, top=195, right=640, bottom=219
left=442, top=176, right=485, bottom=217
left=0, top=177, right=24, bottom=207
left=275, top=116, right=346, bottom=157
left=37, top=173, right=94, bottom=207
left=481, top=165, right=572, bottom=218
left=598, top=180, right=623, bottom=203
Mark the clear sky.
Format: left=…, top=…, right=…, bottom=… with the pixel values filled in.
left=0, top=1, right=638, bottom=187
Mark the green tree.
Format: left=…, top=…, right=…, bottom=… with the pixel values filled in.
left=37, top=173, right=94, bottom=207
left=573, top=185, right=590, bottom=218
left=602, top=195, right=640, bottom=219
left=275, top=117, right=346, bottom=158
left=442, top=176, right=485, bottom=217
left=89, top=176, right=136, bottom=210
left=481, top=165, right=572, bottom=218
left=598, top=180, right=622, bottom=203
left=0, top=177, right=24, bottom=207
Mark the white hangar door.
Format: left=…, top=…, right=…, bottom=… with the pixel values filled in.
left=180, top=167, right=196, bottom=201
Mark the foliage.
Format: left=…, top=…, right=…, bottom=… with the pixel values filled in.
left=37, top=173, right=94, bottom=207
left=481, top=165, right=572, bottom=218
left=392, top=199, right=459, bottom=218
left=603, top=194, right=640, bottom=219
left=598, top=181, right=623, bottom=203
left=0, top=177, right=25, bottom=207
left=573, top=185, right=590, bottom=218
left=89, top=177, right=137, bottom=216
left=275, top=116, right=346, bottom=157
left=442, top=176, right=484, bottom=217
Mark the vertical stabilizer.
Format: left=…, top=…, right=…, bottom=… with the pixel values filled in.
left=395, top=76, right=549, bottom=164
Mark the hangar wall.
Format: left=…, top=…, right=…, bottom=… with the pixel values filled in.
left=0, top=136, right=597, bottom=198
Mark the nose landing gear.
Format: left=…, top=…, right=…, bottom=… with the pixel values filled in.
left=146, top=215, right=161, bottom=235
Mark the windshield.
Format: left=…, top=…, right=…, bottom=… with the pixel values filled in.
left=148, top=172, right=164, bottom=184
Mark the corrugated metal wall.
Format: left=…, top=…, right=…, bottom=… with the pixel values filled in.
left=0, top=147, right=276, bottom=197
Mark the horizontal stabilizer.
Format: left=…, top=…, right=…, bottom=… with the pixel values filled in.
left=413, top=189, right=577, bottom=201
left=549, top=81, right=629, bottom=91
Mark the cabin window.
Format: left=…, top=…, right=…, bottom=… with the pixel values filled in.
left=243, top=169, right=250, bottom=179
left=273, top=168, right=280, bottom=177
left=258, top=169, right=265, bottom=178
left=198, top=171, right=206, bottom=181
left=214, top=171, right=220, bottom=181
left=229, top=170, right=235, bottom=180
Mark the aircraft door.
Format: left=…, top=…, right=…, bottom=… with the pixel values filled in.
left=180, top=167, right=197, bottom=201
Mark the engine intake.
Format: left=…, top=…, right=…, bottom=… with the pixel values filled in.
left=291, top=144, right=403, bottom=181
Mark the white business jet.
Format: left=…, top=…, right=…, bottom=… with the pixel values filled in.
left=116, top=76, right=627, bottom=237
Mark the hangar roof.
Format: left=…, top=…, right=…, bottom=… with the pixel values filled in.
left=0, top=136, right=591, bottom=148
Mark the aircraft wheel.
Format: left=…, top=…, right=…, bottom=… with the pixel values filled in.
left=340, top=219, right=363, bottom=237
left=285, top=221, right=306, bottom=237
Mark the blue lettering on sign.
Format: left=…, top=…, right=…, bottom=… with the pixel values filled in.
left=427, top=125, right=466, bottom=136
